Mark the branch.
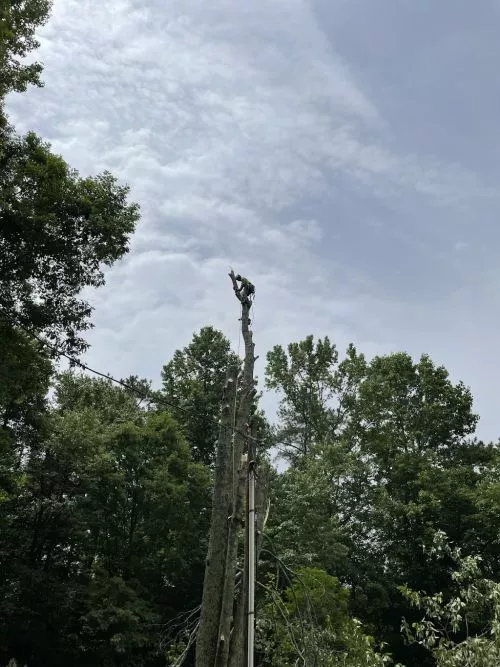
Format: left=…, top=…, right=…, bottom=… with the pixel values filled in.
left=256, top=580, right=306, bottom=665
left=228, top=269, right=254, bottom=312
left=229, top=269, right=243, bottom=303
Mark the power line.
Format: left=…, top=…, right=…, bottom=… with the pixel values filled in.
left=0, top=305, right=291, bottom=452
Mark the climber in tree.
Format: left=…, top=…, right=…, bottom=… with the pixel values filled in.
left=235, top=274, right=255, bottom=306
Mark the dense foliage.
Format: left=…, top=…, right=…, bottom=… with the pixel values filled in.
left=264, top=337, right=499, bottom=666
left=0, top=0, right=52, bottom=126
left=0, top=127, right=139, bottom=354
left=0, top=372, right=211, bottom=666
left=161, top=326, right=240, bottom=465
left=1, top=3, right=500, bottom=666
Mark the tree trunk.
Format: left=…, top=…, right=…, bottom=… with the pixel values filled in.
left=195, top=369, right=238, bottom=667
left=216, top=454, right=247, bottom=667
left=195, top=271, right=257, bottom=667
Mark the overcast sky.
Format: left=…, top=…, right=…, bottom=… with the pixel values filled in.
left=7, top=0, right=500, bottom=441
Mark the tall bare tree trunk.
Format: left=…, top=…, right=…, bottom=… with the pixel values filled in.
left=195, top=271, right=257, bottom=667
left=195, top=367, right=238, bottom=667
left=216, top=451, right=247, bottom=667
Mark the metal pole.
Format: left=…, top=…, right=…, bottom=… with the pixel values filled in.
left=247, top=454, right=256, bottom=667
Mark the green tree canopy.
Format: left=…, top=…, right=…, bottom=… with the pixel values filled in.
left=401, top=530, right=500, bottom=667
left=256, top=567, right=395, bottom=666
left=265, top=336, right=367, bottom=462
left=0, top=0, right=52, bottom=126
left=0, top=129, right=139, bottom=354
left=266, top=338, right=493, bottom=666
left=161, top=326, right=241, bottom=464
left=0, top=373, right=211, bottom=666
left=0, top=0, right=51, bottom=95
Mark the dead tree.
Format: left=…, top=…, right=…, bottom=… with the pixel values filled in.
left=195, top=270, right=260, bottom=667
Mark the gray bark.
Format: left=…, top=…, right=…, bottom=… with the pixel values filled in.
left=195, top=369, right=238, bottom=667
left=195, top=271, right=257, bottom=667
left=216, top=454, right=247, bottom=667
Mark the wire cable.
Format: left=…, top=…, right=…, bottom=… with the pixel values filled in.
left=0, top=305, right=297, bottom=453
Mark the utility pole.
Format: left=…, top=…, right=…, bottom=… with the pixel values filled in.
left=195, top=270, right=263, bottom=667
left=247, top=435, right=256, bottom=667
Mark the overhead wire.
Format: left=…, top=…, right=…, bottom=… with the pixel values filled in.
left=0, top=304, right=298, bottom=454
left=3, top=282, right=317, bottom=666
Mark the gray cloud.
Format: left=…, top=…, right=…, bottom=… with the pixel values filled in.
left=7, top=0, right=500, bottom=441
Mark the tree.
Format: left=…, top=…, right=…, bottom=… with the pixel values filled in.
left=0, top=317, right=52, bottom=498
left=400, top=531, right=500, bottom=667
left=195, top=272, right=268, bottom=667
left=0, top=0, right=52, bottom=124
left=161, top=326, right=241, bottom=465
left=256, top=567, right=396, bottom=666
left=265, top=336, right=367, bottom=462
left=0, top=129, right=139, bottom=354
left=265, top=339, right=491, bottom=665
left=266, top=462, right=337, bottom=568
left=54, top=371, right=152, bottom=422
left=346, top=352, right=480, bottom=600
left=0, top=373, right=211, bottom=666
left=0, top=128, right=140, bottom=639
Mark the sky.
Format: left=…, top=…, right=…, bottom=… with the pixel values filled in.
left=6, top=0, right=500, bottom=441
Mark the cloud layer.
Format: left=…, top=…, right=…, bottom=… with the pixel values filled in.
left=7, top=0, right=500, bottom=440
